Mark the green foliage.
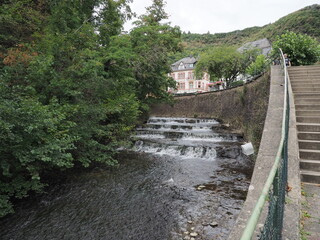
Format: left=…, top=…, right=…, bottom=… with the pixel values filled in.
left=175, top=4, right=320, bottom=61
left=130, top=0, right=182, bottom=102
left=0, top=0, right=48, bottom=52
left=0, top=0, right=180, bottom=217
left=246, top=54, right=267, bottom=76
left=272, top=31, right=320, bottom=66
left=195, top=46, right=247, bottom=87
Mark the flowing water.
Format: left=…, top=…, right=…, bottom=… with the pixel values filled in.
left=0, top=117, right=253, bottom=240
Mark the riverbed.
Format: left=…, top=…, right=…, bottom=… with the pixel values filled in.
left=0, top=117, right=253, bottom=240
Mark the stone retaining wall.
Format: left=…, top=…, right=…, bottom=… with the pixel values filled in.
left=150, top=72, right=270, bottom=151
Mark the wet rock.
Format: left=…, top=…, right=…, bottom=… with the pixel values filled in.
left=187, top=220, right=193, bottom=224
left=210, top=221, right=219, bottom=227
left=190, top=232, right=198, bottom=237
left=184, top=231, right=190, bottom=235
left=190, top=227, right=195, bottom=231
left=218, top=147, right=240, bottom=159
left=183, top=236, right=191, bottom=240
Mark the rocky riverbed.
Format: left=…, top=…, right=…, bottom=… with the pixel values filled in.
left=0, top=117, right=253, bottom=240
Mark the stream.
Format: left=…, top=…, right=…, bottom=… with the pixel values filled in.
left=0, top=117, right=253, bottom=240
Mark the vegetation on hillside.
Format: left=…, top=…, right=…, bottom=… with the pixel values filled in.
left=0, top=0, right=181, bottom=217
left=173, top=4, right=320, bottom=62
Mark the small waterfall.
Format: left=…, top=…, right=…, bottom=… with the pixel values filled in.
left=133, top=117, right=241, bottom=160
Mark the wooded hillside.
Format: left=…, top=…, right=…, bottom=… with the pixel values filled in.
left=171, top=4, right=320, bottom=61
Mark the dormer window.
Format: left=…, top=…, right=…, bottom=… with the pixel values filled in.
left=178, top=62, right=185, bottom=70
left=189, top=64, right=193, bottom=68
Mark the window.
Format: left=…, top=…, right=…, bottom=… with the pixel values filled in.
left=188, top=72, right=192, bottom=79
left=178, top=73, right=185, bottom=79
left=178, top=63, right=185, bottom=70
left=189, top=82, right=194, bottom=89
left=180, top=82, right=185, bottom=90
left=198, top=82, right=201, bottom=88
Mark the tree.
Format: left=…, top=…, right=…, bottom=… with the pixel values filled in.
left=272, top=31, right=320, bottom=66
left=0, top=0, right=140, bottom=217
left=195, top=46, right=245, bottom=87
left=0, top=0, right=183, bottom=217
left=246, top=54, right=267, bottom=76
left=129, top=0, right=182, bottom=103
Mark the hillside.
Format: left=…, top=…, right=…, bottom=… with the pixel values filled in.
left=173, top=4, right=320, bottom=61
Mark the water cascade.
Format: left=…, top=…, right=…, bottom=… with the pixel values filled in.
left=133, top=117, right=241, bottom=159
left=0, top=117, right=253, bottom=240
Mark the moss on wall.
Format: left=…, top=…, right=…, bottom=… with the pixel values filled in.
left=150, top=72, right=270, bottom=152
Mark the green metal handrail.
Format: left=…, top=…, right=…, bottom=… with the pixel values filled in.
left=240, top=48, right=289, bottom=240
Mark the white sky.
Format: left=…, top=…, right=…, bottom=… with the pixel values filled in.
left=124, top=0, right=319, bottom=34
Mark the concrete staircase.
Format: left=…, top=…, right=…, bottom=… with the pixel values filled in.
left=289, top=65, right=320, bottom=184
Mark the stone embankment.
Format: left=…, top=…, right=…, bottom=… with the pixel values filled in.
left=151, top=73, right=270, bottom=152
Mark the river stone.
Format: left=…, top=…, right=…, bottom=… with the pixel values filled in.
left=187, top=220, right=193, bottom=224
left=190, top=232, right=198, bottom=237
left=210, top=221, right=218, bottom=227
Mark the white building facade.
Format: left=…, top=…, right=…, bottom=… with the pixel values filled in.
left=169, top=57, right=211, bottom=94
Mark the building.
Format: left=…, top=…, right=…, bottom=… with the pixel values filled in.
left=237, top=38, right=272, bottom=56
left=169, top=56, right=212, bottom=94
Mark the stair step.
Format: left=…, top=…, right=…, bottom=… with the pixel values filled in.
left=297, top=124, right=320, bottom=132
left=291, top=85, right=320, bottom=90
left=298, top=140, right=320, bottom=150
left=300, top=170, right=320, bottom=184
left=300, top=149, right=320, bottom=160
left=295, top=98, right=320, bottom=104
left=291, top=87, right=320, bottom=92
left=300, top=160, right=320, bottom=171
left=294, top=93, right=320, bottom=98
left=298, top=132, right=320, bottom=140
left=295, top=105, right=320, bottom=111
left=296, top=117, right=320, bottom=123
left=296, top=110, right=320, bottom=117
left=290, top=78, right=320, bottom=81
left=290, top=80, right=320, bottom=83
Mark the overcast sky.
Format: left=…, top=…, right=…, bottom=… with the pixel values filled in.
left=124, top=0, right=319, bottom=34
